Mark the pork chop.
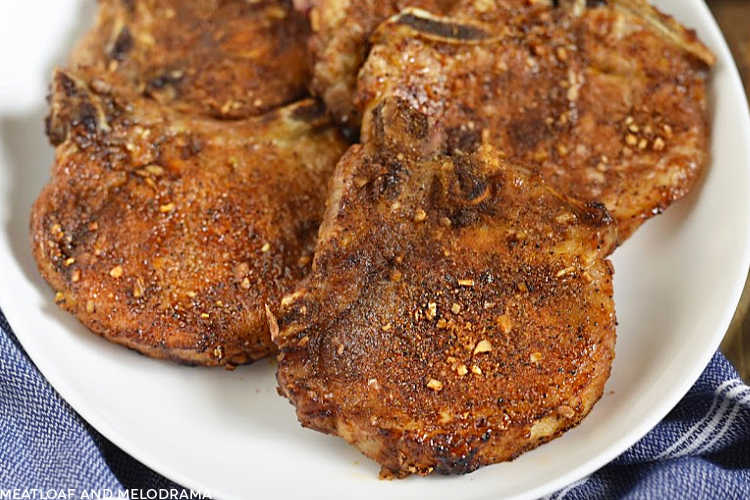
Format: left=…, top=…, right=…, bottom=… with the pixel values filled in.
left=33, top=70, right=347, bottom=366
left=72, top=0, right=311, bottom=119
left=272, top=97, right=617, bottom=476
left=357, top=3, right=713, bottom=242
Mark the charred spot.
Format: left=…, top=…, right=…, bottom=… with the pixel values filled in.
left=580, top=201, right=614, bottom=227
left=180, top=136, right=204, bottom=159
left=508, top=114, right=548, bottom=153
left=290, top=99, right=326, bottom=123
left=449, top=207, right=480, bottom=228
left=146, top=71, right=184, bottom=91
left=109, top=27, right=133, bottom=61
left=445, top=126, right=482, bottom=154
left=121, top=0, right=135, bottom=12
left=396, top=13, right=490, bottom=41
left=75, top=102, right=99, bottom=136
left=58, top=72, right=77, bottom=97
left=586, top=0, right=608, bottom=7
left=433, top=447, right=480, bottom=475
left=480, top=430, right=492, bottom=442
left=453, top=155, right=489, bottom=203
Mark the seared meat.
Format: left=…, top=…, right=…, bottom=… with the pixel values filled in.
left=357, top=3, right=713, bottom=242
left=299, top=0, right=457, bottom=125
left=272, top=97, right=617, bottom=477
left=33, top=70, right=347, bottom=366
left=72, top=0, right=311, bottom=119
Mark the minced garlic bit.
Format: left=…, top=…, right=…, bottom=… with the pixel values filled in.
left=54, top=292, right=65, bottom=303
left=109, top=265, right=123, bottom=278
left=456, top=364, right=468, bottom=376
left=186, top=291, right=197, bottom=298
left=530, top=352, right=543, bottom=363
left=85, top=300, right=95, bottom=313
left=159, top=203, right=175, bottom=213
left=496, top=314, right=513, bottom=334
left=474, top=339, right=492, bottom=354
left=414, top=208, right=427, bottom=223
left=133, top=278, right=145, bottom=298
left=458, top=279, right=475, bottom=287
left=451, top=303, right=461, bottom=314
left=200, top=312, right=210, bottom=319
left=426, top=302, right=437, bottom=320
left=71, top=269, right=81, bottom=283
left=261, top=242, right=271, bottom=253
left=471, top=365, right=482, bottom=375
left=64, top=257, right=76, bottom=266
left=241, top=277, right=251, bottom=290
left=145, top=164, right=165, bottom=176
left=558, top=405, right=575, bottom=419
left=426, top=379, right=443, bottom=391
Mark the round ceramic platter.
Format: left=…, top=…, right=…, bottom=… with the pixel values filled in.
left=1, top=1, right=749, bottom=498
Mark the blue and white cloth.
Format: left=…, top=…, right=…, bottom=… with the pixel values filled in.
left=1, top=309, right=749, bottom=499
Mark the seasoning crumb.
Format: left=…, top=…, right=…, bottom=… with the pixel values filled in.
left=458, top=279, right=475, bottom=287
left=390, top=269, right=402, bottom=282
left=530, top=352, right=543, bottom=363
left=133, top=278, right=145, bottom=298
left=427, top=379, right=443, bottom=391
left=159, top=203, right=175, bottom=213
left=451, top=303, right=461, bottom=314
left=457, top=364, right=468, bottom=376
left=261, top=242, right=271, bottom=253
left=213, top=345, right=224, bottom=360
left=71, top=269, right=81, bottom=283
left=85, top=300, right=95, bottom=313
left=653, top=137, right=665, bottom=151
left=471, top=365, right=482, bottom=375
left=497, top=315, right=513, bottom=333
left=414, top=209, right=427, bottom=223
left=64, top=257, right=76, bottom=266
left=241, top=277, right=251, bottom=289
left=109, top=265, right=123, bottom=278
left=54, top=292, right=65, bottom=303
left=426, top=302, right=437, bottom=320
left=474, top=340, right=492, bottom=354
left=200, top=312, right=210, bottom=319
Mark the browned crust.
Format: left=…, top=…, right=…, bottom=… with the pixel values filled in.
left=71, top=0, right=312, bottom=120
left=32, top=71, right=348, bottom=367
left=274, top=98, right=617, bottom=476
left=358, top=5, right=712, bottom=245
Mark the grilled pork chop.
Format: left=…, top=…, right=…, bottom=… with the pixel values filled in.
left=72, top=0, right=311, bottom=119
left=33, top=70, right=347, bottom=366
left=356, top=3, right=713, bottom=242
left=272, top=97, right=617, bottom=477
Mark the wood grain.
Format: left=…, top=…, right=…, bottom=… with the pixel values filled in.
left=709, top=0, right=750, bottom=380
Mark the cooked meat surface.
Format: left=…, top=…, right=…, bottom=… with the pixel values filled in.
left=357, top=3, right=713, bottom=242
left=73, top=0, right=311, bottom=119
left=33, top=70, right=347, bottom=366
left=299, top=0, right=458, bottom=125
left=272, top=97, right=617, bottom=477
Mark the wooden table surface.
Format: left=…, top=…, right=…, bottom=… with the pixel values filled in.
left=707, top=0, right=750, bottom=380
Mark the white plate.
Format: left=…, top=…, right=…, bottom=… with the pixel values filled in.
left=1, top=1, right=749, bottom=498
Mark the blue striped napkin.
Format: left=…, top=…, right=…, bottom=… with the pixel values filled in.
left=1, top=309, right=748, bottom=498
